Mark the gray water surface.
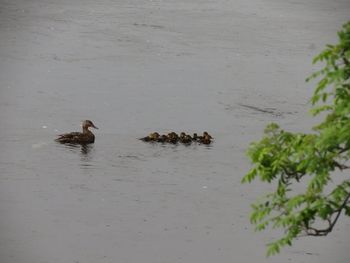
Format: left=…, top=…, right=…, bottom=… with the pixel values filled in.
left=1, top=0, right=350, bottom=262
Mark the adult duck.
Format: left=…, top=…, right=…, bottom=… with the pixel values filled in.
left=55, top=120, right=98, bottom=144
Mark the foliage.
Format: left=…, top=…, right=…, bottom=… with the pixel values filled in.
left=242, top=21, right=350, bottom=256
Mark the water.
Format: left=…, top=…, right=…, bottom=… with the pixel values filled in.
left=1, top=0, right=350, bottom=262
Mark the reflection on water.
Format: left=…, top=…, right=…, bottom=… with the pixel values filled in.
left=80, top=144, right=93, bottom=155
left=57, top=143, right=95, bottom=168
left=58, top=143, right=93, bottom=154
left=79, top=144, right=95, bottom=167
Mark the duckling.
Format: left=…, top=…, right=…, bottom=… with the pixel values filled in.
left=168, top=137, right=178, bottom=144
left=156, top=134, right=168, bottom=143
left=140, top=132, right=160, bottom=142
left=179, top=132, right=186, bottom=140
left=200, top=136, right=212, bottom=145
left=197, top=132, right=212, bottom=145
left=192, top=133, right=198, bottom=142
left=167, top=132, right=178, bottom=138
left=166, top=132, right=179, bottom=144
left=150, top=132, right=160, bottom=140
left=55, top=120, right=98, bottom=144
left=180, top=134, right=192, bottom=144
left=203, top=131, right=213, bottom=139
left=197, top=131, right=212, bottom=141
left=185, top=134, right=193, bottom=141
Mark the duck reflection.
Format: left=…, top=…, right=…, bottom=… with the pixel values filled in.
left=79, top=144, right=95, bottom=165
left=80, top=144, right=93, bottom=155
left=61, top=143, right=93, bottom=154
left=58, top=143, right=95, bottom=167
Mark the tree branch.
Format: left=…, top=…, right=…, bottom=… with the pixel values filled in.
left=333, top=161, right=350, bottom=171
left=303, top=192, right=350, bottom=236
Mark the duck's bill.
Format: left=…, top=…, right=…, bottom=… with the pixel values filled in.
left=92, top=124, right=99, bottom=129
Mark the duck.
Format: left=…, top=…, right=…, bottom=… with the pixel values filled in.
left=179, top=132, right=186, bottom=140
left=197, top=131, right=212, bottom=140
left=156, top=134, right=168, bottom=143
left=199, top=136, right=212, bottom=145
left=198, top=131, right=212, bottom=145
left=166, top=132, right=179, bottom=144
left=179, top=133, right=192, bottom=144
left=55, top=120, right=98, bottom=144
left=203, top=131, right=212, bottom=139
left=140, top=132, right=160, bottom=142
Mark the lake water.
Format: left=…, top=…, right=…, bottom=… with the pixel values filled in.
left=1, top=0, right=350, bottom=262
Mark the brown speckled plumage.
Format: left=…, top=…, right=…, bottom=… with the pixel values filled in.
left=55, top=120, right=98, bottom=144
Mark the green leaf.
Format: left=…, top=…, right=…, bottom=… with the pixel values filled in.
left=243, top=21, right=350, bottom=255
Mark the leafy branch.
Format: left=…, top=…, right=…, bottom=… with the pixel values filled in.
left=242, top=21, right=350, bottom=256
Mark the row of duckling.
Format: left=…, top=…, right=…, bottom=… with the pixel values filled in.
left=140, top=131, right=213, bottom=145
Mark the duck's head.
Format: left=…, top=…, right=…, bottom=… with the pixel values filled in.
left=82, top=120, right=98, bottom=129
left=203, top=131, right=212, bottom=139
left=149, top=132, right=160, bottom=139
left=168, top=132, right=178, bottom=138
